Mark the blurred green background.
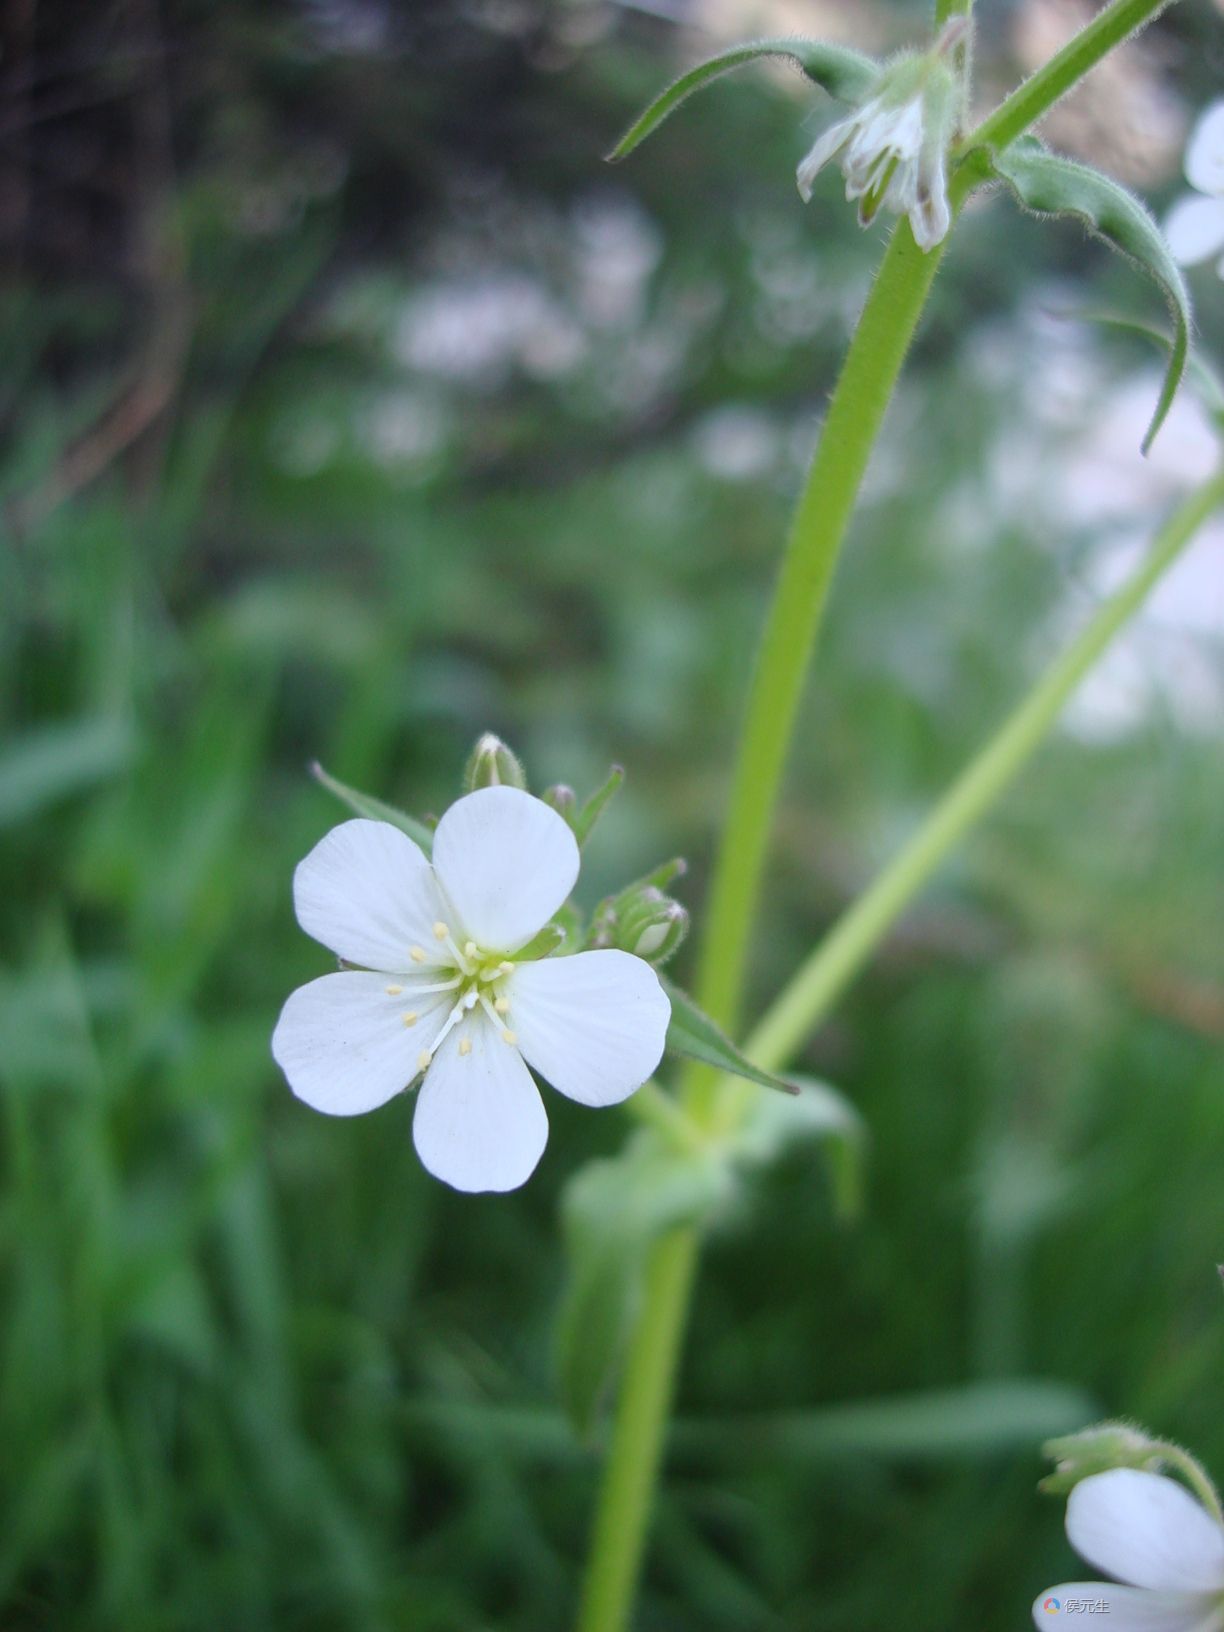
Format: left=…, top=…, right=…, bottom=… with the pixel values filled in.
left=3, top=0, right=1224, bottom=1627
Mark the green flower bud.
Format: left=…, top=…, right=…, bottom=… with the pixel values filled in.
left=1039, top=1422, right=1165, bottom=1496
left=463, top=733, right=527, bottom=792
left=543, top=783, right=577, bottom=821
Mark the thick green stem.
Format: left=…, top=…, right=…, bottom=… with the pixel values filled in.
left=686, top=220, right=946, bottom=1091
left=963, top=0, right=1175, bottom=157
left=746, top=470, right=1224, bottom=1075
left=574, top=1228, right=700, bottom=1632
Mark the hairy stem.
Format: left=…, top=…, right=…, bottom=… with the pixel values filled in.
left=963, top=0, right=1176, bottom=157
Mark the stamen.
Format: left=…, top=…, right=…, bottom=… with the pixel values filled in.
left=401, top=1011, right=418, bottom=1027
left=464, top=940, right=478, bottom=959
left=501, top=1029, right=517, bottom=1046
left=417, top=1049, right=432, bottom=1071
left=499, top=960, right=514, bottom=974
left=495, top=996, right=510, bottom=1014
left=406, top=976, right=462, bottom=996
left=409, top=946, right=428, bottom=964
left=458, top=1037, right=472, bottom=1057
left=386, top=984, right=403, bottom=996
left=432, top=921, right=449, bottom=940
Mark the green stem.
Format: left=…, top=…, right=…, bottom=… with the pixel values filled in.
left=1157, top=1441, right=1224, bottom=1525
left=574, top=1228, right=700, bottom=1632
left=746, top=470, right=1224, bottom=1075
left=963, top=0, right=1175, bottom=157
left=686, top=219, right=947, bottom=1092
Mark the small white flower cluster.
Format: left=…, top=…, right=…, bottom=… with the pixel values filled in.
left=273, top=786, right=670, bottom=1194
left=1165, top=100, right=1224, bottom=279
left=1034, top=1468, right=1224, bottom=1630
left=796, top=29, right=963, bottom=253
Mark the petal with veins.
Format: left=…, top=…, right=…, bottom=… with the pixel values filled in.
left=273, top=971, right=449, bottom=1115
left=510, top=949, right=669, bottom=1107
left=293, top=819, right=444, bottom=971
left=431, top=786, right=579, bottom=954
left=1067, top=1471, right=1224, bottom=1594
left=413, top=1018, right=549, bottom=1192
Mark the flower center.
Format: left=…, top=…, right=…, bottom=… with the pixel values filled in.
left=393, top=920, right=519, bottom=1076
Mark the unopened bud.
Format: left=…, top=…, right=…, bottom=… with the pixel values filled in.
left=463, top=733, right=527, bottom=792
left=618, top=887, right=689, bottom=966
left=543, top=784, right=577, bottom=821
left=1039, top=1422, right=1164, bottom=1496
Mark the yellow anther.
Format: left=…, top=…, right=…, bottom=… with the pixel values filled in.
left=501, top=1028, right=517, bottom=1046
left=417, top=1049, right=432, bottom=1071
left=401, top=1011, right=418, bottom=1027
left=458, top=1037, right=472, bottom=1057
left=386, top=984, right=403, bottom=996
left=499, top=960, right=515, bottom=974
left=495, top=996, right=510, bottom=1014
left=409, top=946, right=427, bottom=964
left=464, top=940, right=478, bottom=959
left=433, top=921, right=449, bottom=940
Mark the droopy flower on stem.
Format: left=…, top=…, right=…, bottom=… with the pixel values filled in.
left=272, top=786, right=670, bottom=1194
left=796, top=21, right=964, bottom=253
left=1033, top=1468, right=1224, bottom=1630
left=1165, top=100, right=1224, bottom=279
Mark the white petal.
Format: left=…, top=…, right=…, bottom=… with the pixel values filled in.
left=273, top=971, right=449, bottom=1116
left=1165, top=196, right=1224, bottom=267
left=412, top=1017, right=548, bottom=1192
left=509, top=949, right=670, bottom=1107
left=1068, top=1471, right=1224, bottom=1593
left=797, top=116, right=855, bottom=201
left=431, top=786, right=579, bottom=954
left=293, top=819, right=445, bottom=971
left=1032, top=1583, right=1224, bottom=1632
left=1185, top=100, right=1224, bottom=197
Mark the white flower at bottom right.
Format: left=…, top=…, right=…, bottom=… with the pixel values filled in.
left=1034, top=1468, right=1224, bottom=1630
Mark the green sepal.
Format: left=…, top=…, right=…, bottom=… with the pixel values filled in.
left=513, top=922, right=568, bottom=961
left=984, top=139, right=1191, bottom=453
left=608, top=37, right=879, bottom=163
left=556, top=1133, right=731, bottom=1438
left=660, top=977, right=798, bottom=1096
left=310, top=762, right=435, bottom=854
left=571, top=765, right=624, bottom=848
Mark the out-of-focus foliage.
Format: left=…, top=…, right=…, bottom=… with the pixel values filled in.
left=2, top=1, right=1224, bottom=1628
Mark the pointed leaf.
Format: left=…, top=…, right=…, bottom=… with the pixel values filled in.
left=660, top=977, right=798, bottom=1096
left=987, top=141, right=1192, bottom=452
left=571, top=765, right=623, bottom=847
left=310, top=762, right=434, bottom=855
left=609, top=37, right=879, bottom=162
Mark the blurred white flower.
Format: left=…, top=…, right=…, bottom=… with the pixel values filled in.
left=1033, top=1468, right=1224, bottom=1630
left=797, top=30, right=962, bottom=252
left=273, top=788, right=669, bottom=1193
left=1164, top=100, right=1224, bottom=275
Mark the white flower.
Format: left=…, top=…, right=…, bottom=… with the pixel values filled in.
left=272, top=786, right=670, bottom=1194
left=1165, top=100, right=1224, bottom=277
left=1033, top=1468, right=1224, bottom=1630
left=796, top=45, right=959, bottom=253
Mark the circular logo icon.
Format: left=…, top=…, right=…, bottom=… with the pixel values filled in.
left=1042, top=1598, right=1061, bottom=1615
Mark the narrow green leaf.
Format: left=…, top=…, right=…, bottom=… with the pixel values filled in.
left=571, top=764, right=623, bottom=847
left=608, top=37, right=879, bottom=163
left=986, top=141, right=1191, bottom=452
left=310, top=761, right=434, bottom=854
left=556, top=1136, right=730, bottom=1437
left=1055, top=305, right=1224, bottom=417
left=661, top=977, right=798, bottom=1096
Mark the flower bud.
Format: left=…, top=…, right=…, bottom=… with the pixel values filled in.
left=463, top=733, right=527, bottom=792
left=543, top=783, right=577, bottom=821
left=614, top=886, right=690, bottom=966
left=1039, top=1422, right=1164, bottom=1496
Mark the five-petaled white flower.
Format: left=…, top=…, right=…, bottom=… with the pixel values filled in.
left=1033, top=1468, right=1224, bottom=1630
left=272, top=787, right=670, bottom=1194
left=796, top=37, right=960, bottom=253
left=1165, top=100, right=1224, bottom=279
